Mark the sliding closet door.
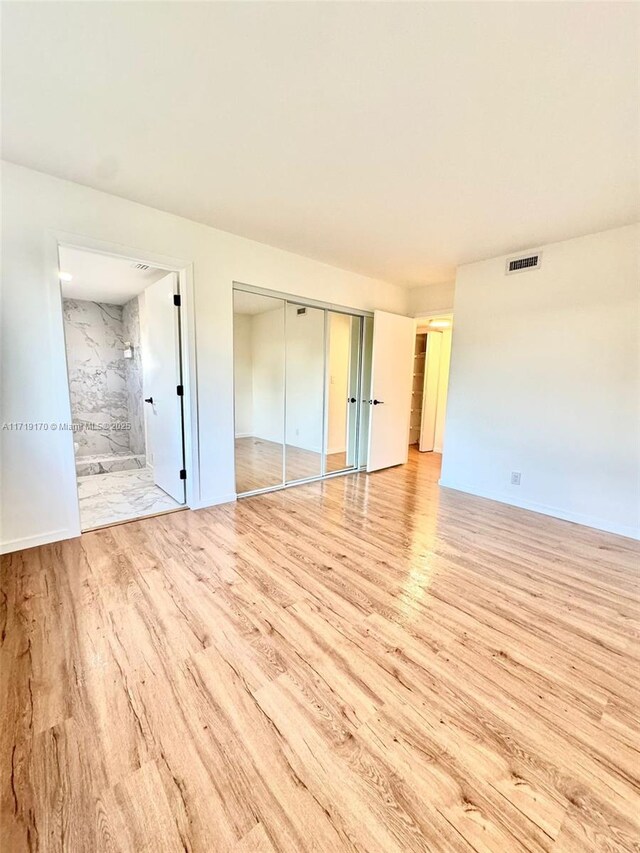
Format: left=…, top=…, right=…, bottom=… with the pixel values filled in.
left=285, top=304, right=325, bottom=483
left=234, top=286, right=372, bottom=493
left=233, top=291, right=285, bottom=494
left=326, top=312, right=362, bottom=473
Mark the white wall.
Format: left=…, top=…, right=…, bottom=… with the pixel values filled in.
left=440, top=225, right=640, bottom=539
left=408, top=281, right=455, bottom=317
left=0, top=162, right=407, bottom=553
left=232, top=313, right=254, bottom=437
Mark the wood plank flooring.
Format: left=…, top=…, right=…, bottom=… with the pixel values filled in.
left=235, top=436, right=349, bottom=493
left=2, top=450, right=639, bottom=852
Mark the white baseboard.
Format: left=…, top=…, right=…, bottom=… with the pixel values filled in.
left=438, top=479, right=640, bottom=540
left=1, top=527, right=80, bottom=555
left=326, top=445, right=347, bottom=455
left=0, top=491, right=240, bottom=553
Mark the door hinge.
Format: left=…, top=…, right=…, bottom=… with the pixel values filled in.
left=176, top=384, right=184, bottom=396
left=173, top=293, right=181, bottom=307
left=179, top=469, right=187, bottom=480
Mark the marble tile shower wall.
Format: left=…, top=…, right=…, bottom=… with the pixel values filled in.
left=63, top=298, right=145, bottom=464
left=122, top=296, right=145, bottom=455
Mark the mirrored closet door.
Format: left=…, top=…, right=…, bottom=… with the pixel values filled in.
left=285, top=304, right=325, bottom=483
left=233, top=287, right=367, bottom=496
left=233, top=290, right=286, bottom=494
left=325, top=312, right=362, bottom=474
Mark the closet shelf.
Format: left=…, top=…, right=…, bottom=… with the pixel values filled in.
left=411, top=331, right=427, bottom=444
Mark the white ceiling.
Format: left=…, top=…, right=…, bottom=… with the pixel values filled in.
left=58, top=246, right=166, bottom=304
left=3, top=3, right=638, bottom=288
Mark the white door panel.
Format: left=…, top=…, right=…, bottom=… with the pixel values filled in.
left=419, top=333, right=442, bottom=452
left=144, top=272, right=185, bottom=502
left=367, top=311, right=416, bottom=472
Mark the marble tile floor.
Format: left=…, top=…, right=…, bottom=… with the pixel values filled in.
left=77, top=467, right=184, bottom=531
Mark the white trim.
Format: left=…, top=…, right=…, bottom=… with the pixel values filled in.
left=438, top=479, right=640, bottom=541
left=233, top=281, right=374, bottom=319
left=52, top=230, right=192, bottom=272
left=177, top=262, right=200, bottom=508
left=1, top=528, right=78, bottom=555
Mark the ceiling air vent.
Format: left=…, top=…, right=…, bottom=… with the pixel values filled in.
left=131, top=262, right=151, bottom=271
left=505, top=251, right=542, bottom=275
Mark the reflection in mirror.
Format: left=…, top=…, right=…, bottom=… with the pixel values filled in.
left=233, top=290, right=285, bottom=493
left=285, top=304, right=325, bottom=482
left=326, top=313, right=362, bottom=473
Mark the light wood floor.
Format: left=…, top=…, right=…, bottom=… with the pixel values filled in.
left=235, top=436, right=348, bottom=493
left=2, top=450, right=639, bottom=852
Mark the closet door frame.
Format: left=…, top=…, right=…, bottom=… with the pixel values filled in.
left=233, top=282, right=372, bottom=498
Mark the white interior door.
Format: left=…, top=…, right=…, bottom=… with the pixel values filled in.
left=144, top=272, right=185, bottom=502
left=419, top=332, right=442, bottom=452
left=367, top=311, right=416, bottom=472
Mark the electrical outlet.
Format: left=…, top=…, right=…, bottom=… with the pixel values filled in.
left=511, top=471, right=521, bottom=486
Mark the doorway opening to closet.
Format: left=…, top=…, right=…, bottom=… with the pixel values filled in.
left=232, top=285, right=374, bottom=496
left=410, top=314, right=453, bottom=454
left=58, top=245, right=189, bottom=530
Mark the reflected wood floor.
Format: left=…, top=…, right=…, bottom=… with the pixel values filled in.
left=235, top=436, right=348, bottom=493
left=2, top=450, right=639, bottom=852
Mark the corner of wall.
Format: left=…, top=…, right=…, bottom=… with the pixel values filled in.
left=408, top=280, right=456, bottom=317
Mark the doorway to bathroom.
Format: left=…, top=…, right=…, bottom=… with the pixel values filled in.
left=58, top=245, right=188, bottom=530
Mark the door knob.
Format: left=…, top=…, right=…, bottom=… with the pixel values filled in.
left=372, top=399, right=384, bottom=405
left=144, top=397, right=154, bottom=404
left=348, top=397, right=357, bottom=403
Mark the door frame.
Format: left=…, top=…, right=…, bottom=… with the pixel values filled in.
left=418, top=331, right=443, bottom=452
left=232, top=281, right=372, bottom=498
left=414, top=311, right=455, bottom=456
left=48, top=230, right=200, bottom=534
left=366, top=310, right=416, bottom=472
left=143, top=270, right=187, bottom=504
